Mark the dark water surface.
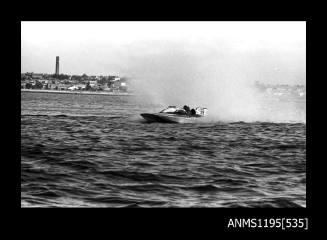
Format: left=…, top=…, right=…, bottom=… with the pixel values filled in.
left=21, top=92, right=306, bottom=207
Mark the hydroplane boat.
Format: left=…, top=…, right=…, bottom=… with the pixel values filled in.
left=140, top=106, right=207, bottom=123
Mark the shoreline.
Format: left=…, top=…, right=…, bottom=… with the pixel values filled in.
left=21, top=89, right=133, bottom=96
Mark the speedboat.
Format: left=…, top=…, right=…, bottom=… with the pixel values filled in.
left=140, top=106, right=207, bottom=123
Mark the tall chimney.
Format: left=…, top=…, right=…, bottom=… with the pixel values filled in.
left=55, top=56, right=59, bottom=76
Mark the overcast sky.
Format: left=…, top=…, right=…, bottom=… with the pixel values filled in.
left=21, top=21, right=306, bottom=84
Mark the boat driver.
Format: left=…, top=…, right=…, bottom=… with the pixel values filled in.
left=183, top=105, right=191, bottom=115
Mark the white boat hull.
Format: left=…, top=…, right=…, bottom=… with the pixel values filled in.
left=140, top=113, right=203, bottom=123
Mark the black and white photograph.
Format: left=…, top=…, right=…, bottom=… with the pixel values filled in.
left=21, top=21, right=306, bottom=209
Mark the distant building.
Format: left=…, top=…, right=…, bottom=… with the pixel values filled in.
left=39, top=79, right=48, bottom=84
left=68, top=85, right=78, bottom=91
left=58, top=84, right=68, bottom=90
left=89, top=80, right=97, bottom=87
left=102, top=84, right=111, bottom=91
left=76, top=84, right=86, bottom=90
left=31, top=73, right=43, bottom=79
left=108, top=78, right=128, bottom=92
left=55, top=56, right=59, bottom=76
left=68, top=84, right=86, bottom=91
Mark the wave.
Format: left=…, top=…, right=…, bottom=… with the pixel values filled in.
left=21, top=113, right=123, bottom=119
left=224, top=198, right=304, bottom=208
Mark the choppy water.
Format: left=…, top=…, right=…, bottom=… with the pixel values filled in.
left=21, top=92, right=306, bottom=207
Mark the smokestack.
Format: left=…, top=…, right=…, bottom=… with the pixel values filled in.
left=55, top=56, right=59, bottom=76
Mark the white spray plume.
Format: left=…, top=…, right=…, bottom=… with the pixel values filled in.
left=120, top=40, right=305, bottom=123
